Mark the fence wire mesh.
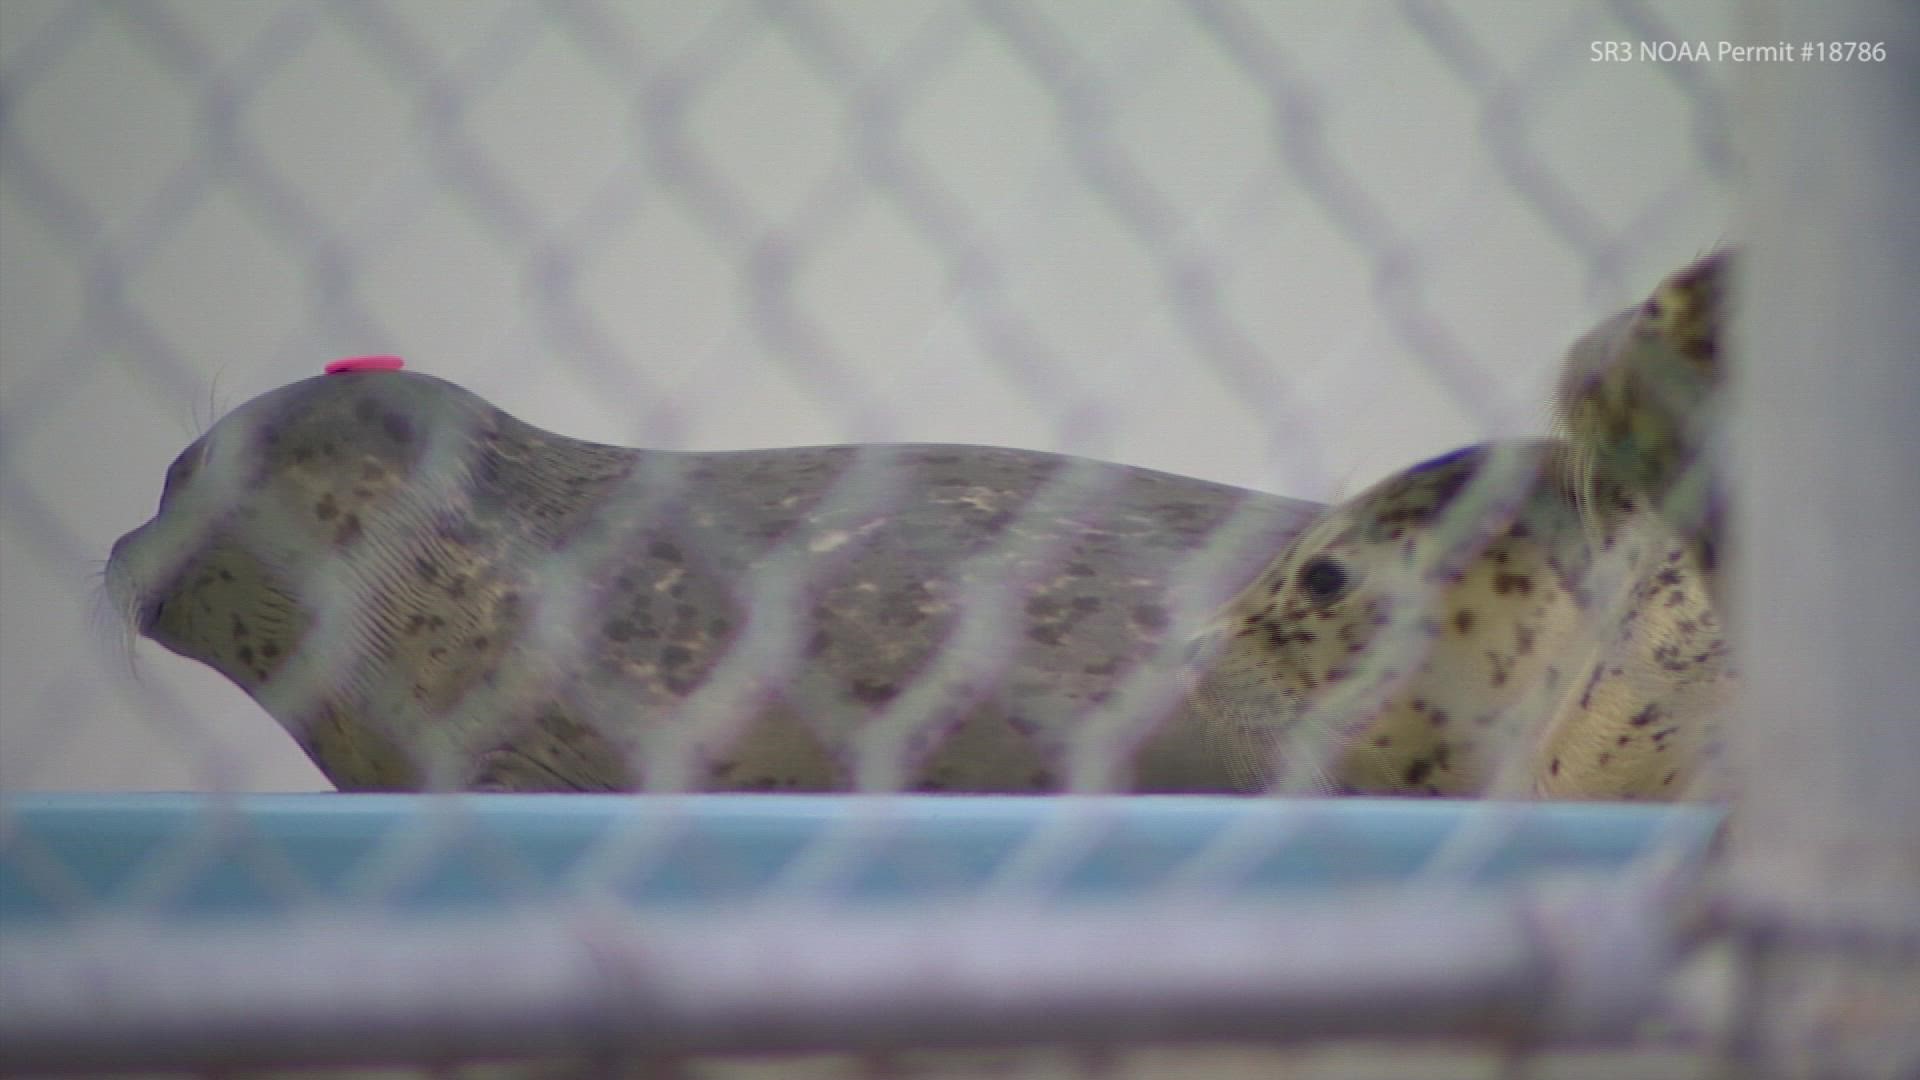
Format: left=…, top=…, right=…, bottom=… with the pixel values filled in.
left=1, top=1, right=1913, bottom=1078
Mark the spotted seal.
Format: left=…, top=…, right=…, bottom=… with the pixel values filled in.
left=1182, top=438, right=1732, bottom=800
left=106, top=369, right=1320, bottom=793
left=1556, top=250, right=1733, bottom=599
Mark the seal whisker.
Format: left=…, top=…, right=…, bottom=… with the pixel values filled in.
left=87, top=559, right=145, bottom=680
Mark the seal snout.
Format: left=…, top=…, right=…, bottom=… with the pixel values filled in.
left=129, top=590, right=166, bottom=637
left=105, top=529, right=158, bottom=637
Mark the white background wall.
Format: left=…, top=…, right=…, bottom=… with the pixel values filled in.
left=0, top=0, right=1739, bottom=790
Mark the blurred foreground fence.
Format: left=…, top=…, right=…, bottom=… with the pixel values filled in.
left=2, top=1, right=1916, bottom=1077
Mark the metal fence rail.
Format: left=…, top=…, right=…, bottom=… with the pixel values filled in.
left=1717, top=2, right=1920, bottom=1071
left=2, top=877, right=1684, bottom=1073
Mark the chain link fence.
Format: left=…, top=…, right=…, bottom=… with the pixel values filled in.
left=2, top=1, right=1914, bottom=1077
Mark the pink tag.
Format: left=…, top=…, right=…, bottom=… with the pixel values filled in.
left=324, top=355, right=405, bottom=374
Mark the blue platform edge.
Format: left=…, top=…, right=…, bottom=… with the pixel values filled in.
left=0, top=795, right=1724, bottom=923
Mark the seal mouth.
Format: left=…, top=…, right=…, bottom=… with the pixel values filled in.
left=109, top=552, right=176, bottom=640
left=132, top=593, right=166, bottom=637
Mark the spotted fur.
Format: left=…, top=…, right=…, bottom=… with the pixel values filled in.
left=106, top=371, right=1320, bottom=793
left=1556, top=250, right=1733, bottom=595
left=1183, top=438, right=1732, bottom=800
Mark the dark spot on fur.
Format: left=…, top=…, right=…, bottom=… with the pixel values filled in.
left=649, top=540, right=682, bottom=562
left=1579, top=665, right=1605, bottom=710
left=1028, top=625, right=1064, bottom=646
left=1493, top=572, right=1532, bottom=595
left=1121, top=595, right=1167, bottom=630
left=1027, top=596, right=1062, bottom=619
left=1404, top=759, right=1432, bottom=785
left=1453, top=610, right=1475, bottom=634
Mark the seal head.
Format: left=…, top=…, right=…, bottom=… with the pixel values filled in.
left=1556, top=250, right=1733, bottom=591
left=1182, top=437, right=1727, bottom=799
left=1183, top=441, right=1610, bottom=795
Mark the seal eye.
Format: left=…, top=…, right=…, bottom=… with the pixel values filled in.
left=1296, top=556, right=1349, bottom=605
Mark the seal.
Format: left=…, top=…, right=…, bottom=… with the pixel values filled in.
left=1182, top=438, right=1732, bottom=800
left=106, top=370, right=1321, bottom=793
left=1556, top=250, right=1733, bottom=597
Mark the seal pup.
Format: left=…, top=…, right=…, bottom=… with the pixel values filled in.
left=107, top=369, right=1320, bottom=793
left=1183, top=438, right=1730, bottom=800
left=1556, top=250, right=1733, bottom=602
